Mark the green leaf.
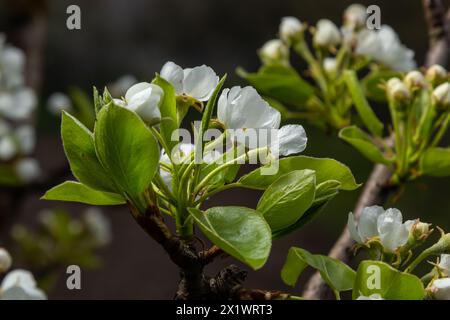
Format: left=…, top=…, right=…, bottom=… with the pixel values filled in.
left=42, top=181, right=125, bottom=205
left=257, top=170, right=316, bottom=232
left=152, top=75, right=179, bottom=152
left=362, top=70, right=401, bottom=102
left=61, top=111, right=116, bottom=193
left=281, top=247, right=356, bottom=292
left=94, top=103, right=160, bottom=203
left=188, top=206, right=272, bottom=270
left=237, top=65, right=314, bottom=107
left=352, top=261, right=425, bottom=300
left=239, top=155, right=359, bottom=191
left=93, top=86, right=103, bottom=115
left=419, top=147, right=450, bottom=177
left=344, top=70, right=383, bottom=136
left=313, top=180, right=341, bottom=205
left=339, top=126, right=393, bottom=165
left=68, top=86, right=95, bottom=129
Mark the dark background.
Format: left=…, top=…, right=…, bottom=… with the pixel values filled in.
left=0, top=0, right=449, bottom=299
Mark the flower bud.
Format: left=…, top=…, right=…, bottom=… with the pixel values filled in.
left=343, top=4, right=367, bottom=29
left=406, top=219, right=431, bottom=242
left=439, top=254, right=450, bottom=276
left=432, top=82, right=450, bottom=109
left=426, top=64, right=448, bottom=85
left=323, top=57, right=337, bottom=75
left=259, top=39, right=289, bottom=66
left=313, top=19, right=341, bottom=47
left=404, top=71, right=426, bottom=90
left=386, top=78, right=410, bottom=102
left=429, top=278, right=450, bottom=300
left=0, top=247, right=12, bottom=273
left=279, top=17, right=304, bottom=45
left=124, top=82, right=163, bottom=124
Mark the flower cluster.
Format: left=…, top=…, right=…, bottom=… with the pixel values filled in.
left=0, top=247, right=46, bottom=300
left=0, top=34, right=40, bottom=184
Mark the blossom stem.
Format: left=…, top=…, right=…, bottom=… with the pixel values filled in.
left=194, top=182, right=243, bottom=206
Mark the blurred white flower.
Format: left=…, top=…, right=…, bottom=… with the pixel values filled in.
left=426, top=64, right=447, bottom=84
left=15, top=158, right=41, bottom=182
left=109, top=74, right=138, bottom=97
left=343, top=4, right=367, bottom=29
left=279, top=17, right=304, bottom=44
left=0, top=45, right=25, bottom=88
left=0, top=135, right=17, bottom=161
left=47, top=92, right=73, bottom=115
left=160, top=143, right=195, bottom=189
left=313, top=19, right=341, bottom=47
left=356, top=293, right=384, bottom=300
left=0, top=88, right=37, bottom=120
left=386, top=78, right=410, bottom=101
left=439, top=254, right=450, bottom=276
left=123, top=82, right=164, bottom=123
left=0, top=119, right=11, bottom=136
left=323, top=57, right=338, bottom=74
left=83, top=208, right=112, bottom=246
left=160, top=61, right=219, bottom=101
left=432, top=82, right=450, bottom=107
left=15, top=125, right=35, bottom=155
left=348, top=206, right=410, bottom=252
left=404, top=71, right=426, bottom=90
left=0, top=248, right=12, bottom=274
left=356, top=25, right=415, bottom=71
left=430, top=278, right=450, bottom=300
left=0, top=269, right=46, bottom=300
left=259, top=39, right=290, bottom=66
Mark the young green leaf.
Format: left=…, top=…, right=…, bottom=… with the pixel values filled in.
left=339, top=126, right=393, bottom=165
left=362, top=70, right=401, bottom=102
left=344, top=70, right=383, bottom=136
left=239, top=155, right=359, bottom=191
left=61, top=111, right=117, bottom=193
left=237, top=65, right=314, bottom=107
left=42, top=181, right=125, bottom=205
left=419, top=147, right=450, bottom=177
left=188, top=206, right=272, bottom=270
left=68, top=86, right=95, bottom=129
left=313, top=180, right=341, bottom=205
left=281, top=247, right=356, bottom=292
left=94, top=103, right=160, bottom=201
left=352, top=261, right=425, bottom=300
left=257, top=170, right=316, bottom=232
left=152, top=75, right=178, bottom=152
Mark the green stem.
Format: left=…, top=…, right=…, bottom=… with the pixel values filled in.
left=405, top=249, right=431, bottom=273
left=194, top=182, right=243, bottom=206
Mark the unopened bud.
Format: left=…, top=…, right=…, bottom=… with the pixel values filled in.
left=323, top=57, right=338, bottom=74
left=259, top=39, right=289, bottom=66
left=429, top=278, right=450, bottom=300
left=0, top=247, right=12, bottom=273
left=313, top=19, right=341, bottom=47
left=404, top=71, right=426, bottom=90
left=387, top=78, right=410, bottom=102
left=279, top=17, right=305, bottom=45
left=343, top=4, right=367, bottom=29
left=426, top=64, right=448, bottom=85
left=407, top=219, right=431, bottom=242
left=432, top=82, right=450, bottom=109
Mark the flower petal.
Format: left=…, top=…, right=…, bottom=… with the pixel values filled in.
left=359, top=205, right=384, bottom=240
left=273, top=124, right=307, bottom=156
left=182, top=65, right=219, bottom=101
left=347, top=212, right=363, bottom=243
left=377, top=208, right=409, bottom=252
left=160, top=61, right=183, bottom=94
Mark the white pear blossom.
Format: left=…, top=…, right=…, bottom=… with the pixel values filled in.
left=15, top=158, right=41, bottom=182
left=217, top=86, right=307, bottom=156
left=355, top=25, right=415, bottom=71
left=279, top=17, right=304, bottom=44
left=0, top=269, right=46, bottom=300
left=259, top=39, right=289, bottom=66
left=356, top=293, right=384, bottom=300
left=404, top=71, right=426, bottom=90
left=160, top=61, right=219, bottom=102
left=0, top=88, right=37, bottom=120
left=439, top=254, right=450, bottom=276
left=0, top=135, right=16, bottom=161
left=0, top=45, right=25, bottom=88
left=47, top=92, right=73, bottom=115
left=313, top=19, right=341, bottom=47
left=343, top=4, right=367, bottom=29
left=15, top=125, right=35, bottom=155
left=83, top=208, right=112, bottom=246
left=430, top=278, right=450, bottom=300
left=0, top=248, right=12, bottom=273
left=122, top=82, right=164, bottom=123
left=348, top=206, right=410, bottom=252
